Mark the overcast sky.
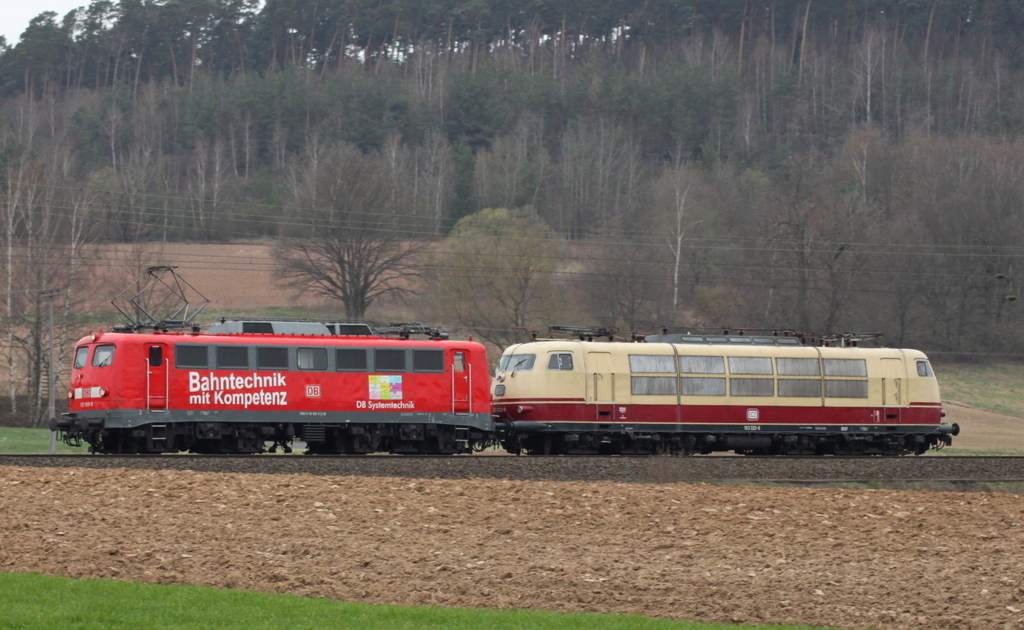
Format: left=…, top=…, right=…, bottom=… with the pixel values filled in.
left=1, top=1, right=87, bottom=47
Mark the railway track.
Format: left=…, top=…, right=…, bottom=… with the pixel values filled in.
left=2, top=454, right=1023, bottom=485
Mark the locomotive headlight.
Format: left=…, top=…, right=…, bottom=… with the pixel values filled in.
left=67, top=390, right=73, bottom=401
left=494, top=385, right=505, bottom=396
left=98, top=387, right=107, bottom=397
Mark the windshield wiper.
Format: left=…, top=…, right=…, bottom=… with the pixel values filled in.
left=510, top=356, right=528, bottom=378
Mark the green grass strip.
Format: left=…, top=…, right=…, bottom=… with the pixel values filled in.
left=0, top=572, right=828, bottom=630
left=936, top=362, right=1024, bottom=417
left=0, top=427, right=80, bottom=455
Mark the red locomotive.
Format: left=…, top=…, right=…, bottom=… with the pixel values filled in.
left=57, top=320, right=492, bottom=454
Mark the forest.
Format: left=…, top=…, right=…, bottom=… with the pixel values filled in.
left=1, top=0, right=1024, bottom=423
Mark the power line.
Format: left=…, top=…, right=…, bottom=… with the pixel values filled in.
left=7, top=181, right=1024, bottom=257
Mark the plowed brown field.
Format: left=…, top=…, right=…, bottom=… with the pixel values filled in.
left=1, top=466, right=1022, bottom=630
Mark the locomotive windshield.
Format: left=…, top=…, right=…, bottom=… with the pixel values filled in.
left=92, top=345, right=115, bottom=367
left=73, top=347, right=89, bottom=369
left=497, top=353, right=536, bottom=374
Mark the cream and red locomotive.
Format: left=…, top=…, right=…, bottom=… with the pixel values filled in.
left=492, top=330, right=959, bottom=456
left=56, top=320, right=494, bottom=454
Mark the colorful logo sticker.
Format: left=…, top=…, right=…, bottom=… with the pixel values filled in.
left=369, top=375, right=403, bottom=400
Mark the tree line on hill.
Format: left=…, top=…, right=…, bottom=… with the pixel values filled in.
left=1, top=0, right=1024, bottom=424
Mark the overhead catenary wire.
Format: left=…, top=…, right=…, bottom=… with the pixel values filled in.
left=6, top=181, right=1024, bottom=257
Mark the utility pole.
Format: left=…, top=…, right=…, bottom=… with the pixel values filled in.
left=43, top=289, right=60, bottom=455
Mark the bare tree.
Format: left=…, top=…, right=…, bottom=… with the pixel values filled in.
left=273, top=145, right=428, bottom=320
left=413, top=130, right=454, bottom=233
left=0, top=144, right=98, bottom=426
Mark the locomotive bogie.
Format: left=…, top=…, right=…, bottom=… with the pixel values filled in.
left=492, top=340, right=958, bottom=456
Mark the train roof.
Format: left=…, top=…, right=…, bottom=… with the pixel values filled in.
left=204, top=320, right=374, bottom=336
left=501, top=339, right=927, bottom=358
left=643, top=334, right=803, bottom=345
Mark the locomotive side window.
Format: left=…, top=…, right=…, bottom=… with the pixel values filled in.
left=678, top=356, right=726, bottom=374
left=728, top=357, right=773, bottom=375
left=825, top=380, right=869, bottom=398
left=680, top=377, right=727, bottom=396
left=454, top=352, right=466, bottom=372
left=730, top=378, right=774, bottom=396
left=631, top=376, right=676, bottom=395
left=823, top=359, right=867, bottom=377
left=297, top=347, right=328, bottom=370
left=149, top=346, right=163, bottom=367
left=916, top=360, right=934, bottom=377
left=257, top=347, right=289, bottom=369
left=92, top=345, right=115, bottom=367
left=336, top=349, right=368, bottom=371
left=217, top=346, right=250, bottom=369
left=778, top=379, right=822, bottom=397
left=73, top=347, right=89, bottom=369
left=629, top=355, right=673, bottom=373
left=413, top=350, right=445, bottom=372
left=777, top=358, right=820, bottom=376
left=548, top=353, right=574, bottom=371
left=176, top=345, right=209, bottom=368
left=375, top=349, right=406, bottom=372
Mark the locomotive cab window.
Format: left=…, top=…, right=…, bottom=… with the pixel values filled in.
left=92, top=345, right=115, bottom=367
left=217, top=346, right=250, bottom=369
left=176, top=345, right=209, bottom=368
left=547, top=353, right=574, bottom=370
left=73, top=346, right=89, bottom=369
left=257, top=347, right=289, bottom=370
left=414, top=350, right=445, bottom=372
left=297, top=347, right=328, bottom=371
left=916, top=360, right=934, bottom=377
left=498, top=353, right=536, bottom=373
left=336, top=348, right=368, bottom=371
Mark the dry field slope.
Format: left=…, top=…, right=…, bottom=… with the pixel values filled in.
left=941, top=404, right=1024, bottom=452
left=1, top=466, right=1023, bottom=630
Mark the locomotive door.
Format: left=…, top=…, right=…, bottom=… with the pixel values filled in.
left=587, top=352, right=614, bottom=420
left=451, top=350, right=471, bottom=415
left=880, top=358, right=903, bottom=423
left=146, top=343, right=169, bottom=411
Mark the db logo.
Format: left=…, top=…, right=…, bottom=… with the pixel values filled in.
left=746, top=408, right=759, bottom=421
left=306, top=385, right=321, bottom=398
